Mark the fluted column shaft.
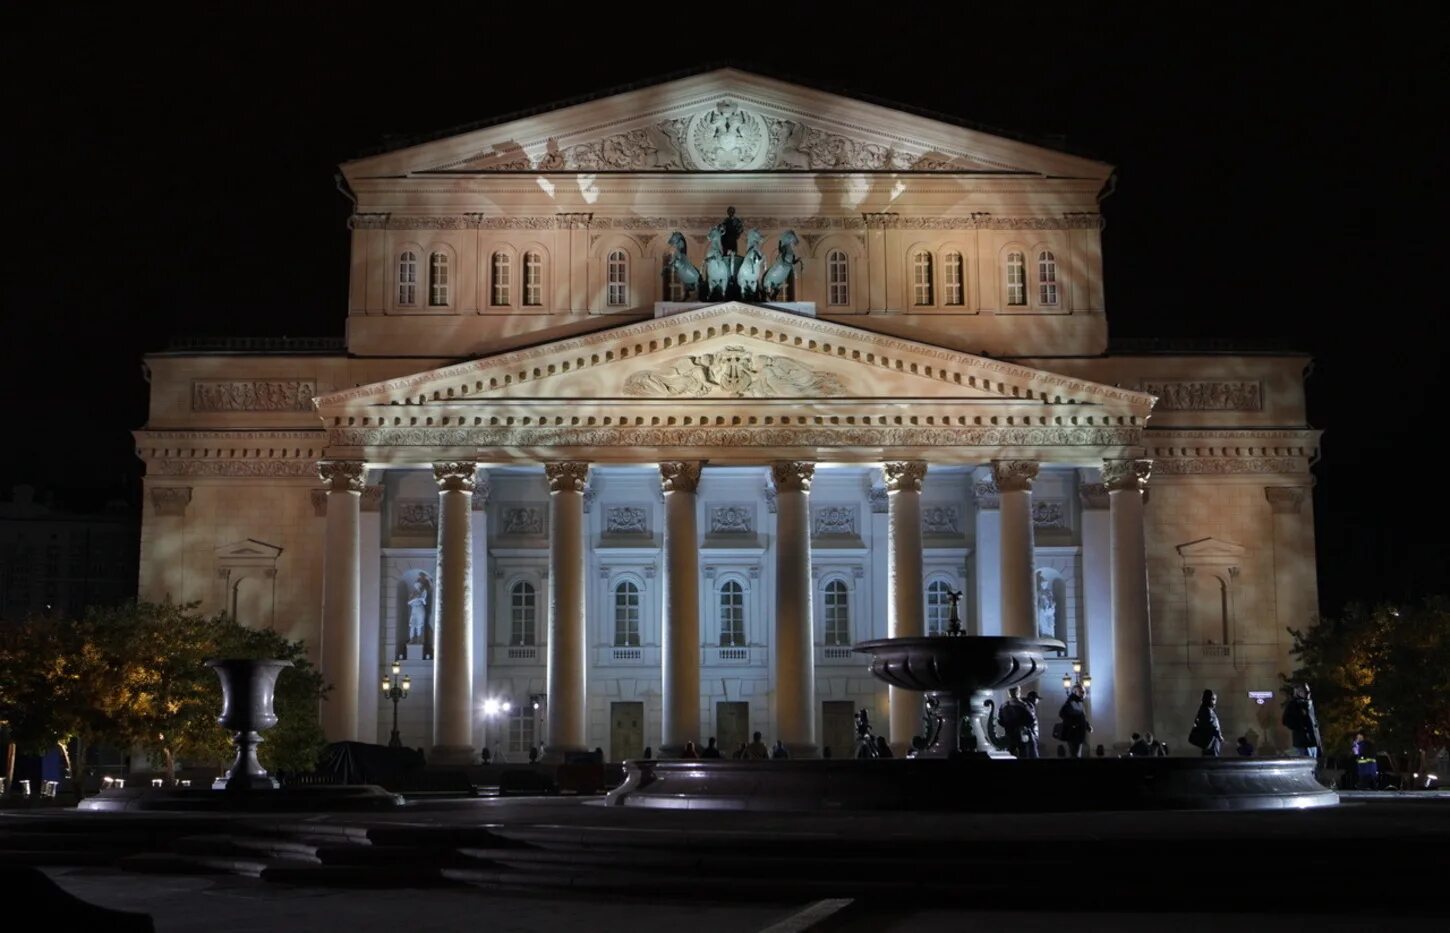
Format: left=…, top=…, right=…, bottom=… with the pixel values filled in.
left=660, top=462, right=703, bottom=756
left=318, top=461, right=363, bottom=743
left=772, top=461, right=817, bottom=758
left=431, top=462, right=476, bottom=764
left=545, top=462, right=590, bottom=759
left=994, top=460, right=1040, bottom=639
left=1107, top=459, right=1154, bottom=738
left=885, top=461, right=927, bottom=753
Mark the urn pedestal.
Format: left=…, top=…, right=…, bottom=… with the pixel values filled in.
left=207, top=659, right=292, bottom=791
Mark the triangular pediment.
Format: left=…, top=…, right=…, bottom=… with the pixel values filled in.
left=342, top=68, right=1110, bottom=180
left=1176, top=537, right=1246, bottom=561
left=316, top=303, right=1151, bottom=413
left=215, top=539, right=284, bottom=561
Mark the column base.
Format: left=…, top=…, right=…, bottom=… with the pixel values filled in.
left=542, top=744, right=590, bottom=765
left=428, top=744, right=478, bottom=767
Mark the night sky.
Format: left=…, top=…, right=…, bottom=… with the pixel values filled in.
left=3, top=7, right=1441, bottom=613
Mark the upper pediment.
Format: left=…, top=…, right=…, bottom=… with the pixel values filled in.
left=342, top=68, right=1111, bottom=181
left=316, top=303, right=1151, bottom=414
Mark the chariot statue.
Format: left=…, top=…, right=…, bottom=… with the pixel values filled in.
left=736, top=228, right=767, bottom=301
left=664, top=231, right=702, bottom=300
left=762, top=230, right=801, bottom=301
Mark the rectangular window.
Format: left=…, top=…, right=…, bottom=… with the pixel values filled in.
left=824, top=581, right=850, bottom=646
left=942, top=253, right=964, bottom=306
left=827, top=251, right=849, bottom=306
left=719, top=582, right=745, bottom=647
left=398, top=252, right=417, bottom=306
left=507, top=704, right=535, bottom=757
left=523, top=252, right=542, bottom=306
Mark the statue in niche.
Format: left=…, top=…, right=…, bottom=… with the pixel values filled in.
left=407, top=574, right=432, bottom=648
left=664, top=232, right=702, bottom=300
left=1036, top=575, right=1057, bottom=639
left=762, top=230, right=801, bottom=301
left=736, top=229, right=767, bottom=301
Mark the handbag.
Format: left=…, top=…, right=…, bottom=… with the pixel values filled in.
left=1051, top=722, right=1064, bottom=741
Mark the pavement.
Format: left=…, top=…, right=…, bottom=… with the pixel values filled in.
left=1, top=792, right=1446, bottom=930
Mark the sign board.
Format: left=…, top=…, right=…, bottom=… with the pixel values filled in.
left=1248, top=690, right=1275, bottom=706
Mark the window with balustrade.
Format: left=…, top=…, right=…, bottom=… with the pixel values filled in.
left=613, top=580, right=641, bottom=647
left=510, top=581, right=536, bottom=646
left=719, top=580, right=745, bottom=647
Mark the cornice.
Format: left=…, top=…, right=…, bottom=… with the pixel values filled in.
left=365, top=213, right=1101, bottom=232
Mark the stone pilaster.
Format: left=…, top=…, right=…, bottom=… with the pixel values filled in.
left=771, top=461, right=817, bottom=758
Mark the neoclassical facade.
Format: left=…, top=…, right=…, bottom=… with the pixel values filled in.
left=135, top=70, right=1319, bottom=762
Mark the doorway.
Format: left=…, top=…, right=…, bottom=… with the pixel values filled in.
left=716, top=701, right=749, bottom=757
left=609, top=702, right=644, bottom=763
left=822, top=701, right=856, bottom=760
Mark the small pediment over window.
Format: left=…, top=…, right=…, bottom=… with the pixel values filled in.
left=1176, top=537, right=1245, bottom=561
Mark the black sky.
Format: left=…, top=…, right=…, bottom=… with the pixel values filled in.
left=2, top=6, right=1442, bottom=612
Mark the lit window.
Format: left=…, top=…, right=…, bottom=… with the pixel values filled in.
left=491, top=252, right=511, bottom=306
left=1038, top=250, right=1058, bottom=306
left=429, top=252, right=449, bottom=306
left=942, top=252, right=964, bottom=306
left=523, top=251, right=543, bottom=307
left=613, top=580, right=641, bottom=647
left=824, top=579, right=850, bottom=646
left=607, top=250, right=629, bottom=306
left=719, top=580, right=745, bottom=647
left=397, top=251, right=417, bottom=306
left=510, top=581, right=536, bottom=646
left=827, top=250, right=849, bottom=306
left=1006, top=251, right=1026, bottom=306
left=926, top=580, right=953, bottom=635
left=912, top=251, right=934, bottom=306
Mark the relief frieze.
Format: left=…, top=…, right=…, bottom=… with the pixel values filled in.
left=191, top=380, right=317, bottom=412
left=1140, top=380, right=1262, bottom=412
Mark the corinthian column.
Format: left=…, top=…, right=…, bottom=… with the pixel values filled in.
left=545, top=461, right=590, bottom=759
left=993, top=460, right=1040, bottom=639
left=431, top=462, right=476, bottom=764
left=772, top=461, right=817, bottom=758
left=660, top=461, right=703, bottom=757
left=885, top=461, right=927, bottom=753
left=318, top=460, right=363, bottom=743
left=1105, top=458, right=1153, bottom=738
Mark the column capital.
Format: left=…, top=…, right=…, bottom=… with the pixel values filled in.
left=883, top=461, right=927, bottom=493
left=659, top=461, right=703, bottom=493
left=1103, top=458, right=1152, bottom=493
left=149, top=486, right=192, bottom=517
left=1265, top=485, right=1308, bottom=514
left=770, top=461, right=815, bottom=493
left=1078, top=482, right=1110, bottom=510
left=470, top=473, right=493, bottom=510
left=432, top=461, right=478, bottom=493
left=361, top=484, right=385, bottom=512
left=545, top=461, right=590, bottom=493
left=991, top=460, right=1039, bottom=493
left=318, top=460, right=365, bottom=493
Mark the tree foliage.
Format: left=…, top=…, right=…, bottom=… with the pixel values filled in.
left=1287, top=598, right=1450, bottom=761
left=1, top=602, right=327, bottom=781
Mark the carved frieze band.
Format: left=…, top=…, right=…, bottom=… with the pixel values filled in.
left=1141, top=380, right=1262, bottom=412
left=883, top=461, right=927, bottom=493
left=545, top=461, right=591, bottom=493
left=150, top=486, right=192, bottom=517
left=659, top=461, right=703, bottom=493
left=369, top=213, right=1101, bottom=232
left=394, top=498, right=439, bottom=533
left=329, top=425, right=1140, bottom=449
left=191, top=380, right=317, bottom=413
left=1103, top=459, right=1153, bottom=492
left=318, top=460, right=365, bottom=493
left=1265, top=486, right=1309, bottom=514
left=991, top=460, right=1040, bottom=493
left=771, top=461, right=815, bottom=493
left=432, top=461, right=478, bottom=494
left=1153, top=458, right=1302, bottom=476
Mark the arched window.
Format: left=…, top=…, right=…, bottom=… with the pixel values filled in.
left=719, top=580, right=745, bottom=647
left=823, top=579, right=850, bottom=646
left=942, top=252, right=964, bottom=306
left=827, top=250, right=849, bottom=306
left=607, top=249, right=629, bottom=306
left=428, top=252, right=450, bottom=306
left=926, top=579, right=954, bottom=635
left=523, top=251, right=543, bottom=307
left=510, top=581, right=536, bottom=646
left=662, top=261, right=684, bottom=301
left=613, top=580, right=641, bottom=647
left=912, top=251, right=934, bottom=306
left=491, top=252, right=511, bottom=306
left=1037, top=250, right=1058, bottom=306
left=397, top=251, right=418, bottom=307
left=1005, top=251, right=1026, bottom=306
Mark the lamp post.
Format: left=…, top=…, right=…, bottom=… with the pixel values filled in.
left=1062, top=661, right=1092, bottom=696
left=482, top=697, right=513, bottom=761
left=382, top=660, right=411, bottom=749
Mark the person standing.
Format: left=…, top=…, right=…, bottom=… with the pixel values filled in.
left=1282, top=684, right=1323, bottom=760
left=701, top=737, right=722, bottom=759
left=745, top=731, right=770, bottom=760
left=1351, top=732, right=1378, bottom=790
left=1020, top=690, right=1041, bottom=759
left=682, top=741, right=700, bottom=759
left=771, top=740, right=790, bottom=760
left=1236, top=736, right=1255, bottom=757
left=1190, top=689, right=1224, bottom=757
left=1000, top=687, right=1030, bottom=757
left=1057, top=684, right=1092, bottom=758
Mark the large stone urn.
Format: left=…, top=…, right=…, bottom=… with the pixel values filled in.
left=854, top=636, right=1063, bottom=758
left=208, top=658, right=292, bottom=791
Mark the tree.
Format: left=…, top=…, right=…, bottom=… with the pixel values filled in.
left=1288, top=598, right=1450, bottom=770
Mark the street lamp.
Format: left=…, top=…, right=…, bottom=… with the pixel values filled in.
left=482, top=697, right=513, bottom=761
left=382, top=660, right=411, bottom=748
left=1062, top=661, right=1092, bottom=696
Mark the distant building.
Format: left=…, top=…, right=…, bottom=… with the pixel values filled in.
left=0, top=485, right=138, bottom=621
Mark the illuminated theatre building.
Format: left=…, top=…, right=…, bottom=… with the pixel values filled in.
left=135, top=70, right=1320, bottom=763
